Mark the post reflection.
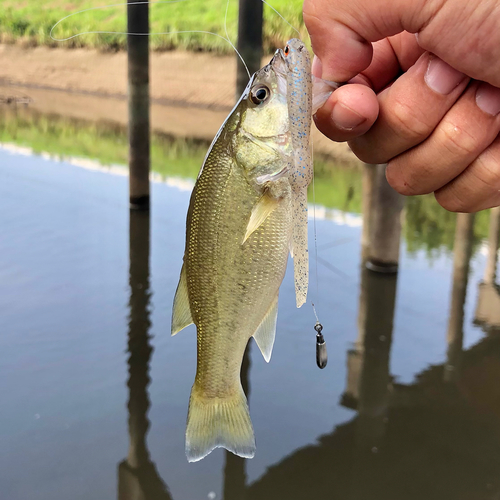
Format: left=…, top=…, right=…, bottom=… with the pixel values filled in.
left=347, top=266, right=397, bottom=500
left=245, top=210, right=500, bottom=499
left=118, top=210, right=172, bottom=500
left=353, top=267, right=397, bottom=449
left=444, top=213, right=475, bottom=382
left=223, top=346, right=250, bottom=500
left=475, top=207, right=500, bottom=334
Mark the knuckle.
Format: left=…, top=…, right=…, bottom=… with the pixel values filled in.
left=386, top=158, right=431, bottom=196
left=435, top=189, right=471, bottom=213
left=390, top=97, right=432, bottom=142
left=473, top=154, right=500, bottom=188
left=439, top=121, right=479, bottom=158
left=385, top=162, right=416, bottom=196
left=349, top=137, right=390, bottom=164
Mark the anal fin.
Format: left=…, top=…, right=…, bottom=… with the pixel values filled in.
left=252, top=294, right=279, bottom=362
left=171, top=263, right=194, bottom=335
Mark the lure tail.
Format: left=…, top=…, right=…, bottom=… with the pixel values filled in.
left=185, top=383, right=255, bottom=462
left=292, top=187, right=309, bottom=308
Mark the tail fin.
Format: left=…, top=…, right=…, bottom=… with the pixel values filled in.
left=185, top=384, right=255, bottom=462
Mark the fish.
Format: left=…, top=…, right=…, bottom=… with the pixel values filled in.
left=171, top=39, right=340, bottom=463
left=172, top=47, right=294, bottom=462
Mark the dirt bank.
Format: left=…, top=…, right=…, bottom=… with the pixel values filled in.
left=0, top=44, right=358, bottom=162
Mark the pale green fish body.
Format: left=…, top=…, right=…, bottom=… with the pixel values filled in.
left=171, top=51, right=294, bottom=462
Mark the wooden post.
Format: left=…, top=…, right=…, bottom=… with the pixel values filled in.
left=236, top=0, right=264, bottom=97
left=362, top=164, right=405, bottom=272
left=484, top=206, right=500, bottom=284
left=444, top=212, right=475, bottom=382
left=360, top=164, right=377, bottom=262
left=127, top=0, right=150, bottom=210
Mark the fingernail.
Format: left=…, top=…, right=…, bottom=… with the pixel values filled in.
left=476, top=82, right=500, bottom=116
left=425, top=55, right=466, bottom=95
left=312, top=56, right=322, bottom=78
left=331, top=102, right=366, bottom=130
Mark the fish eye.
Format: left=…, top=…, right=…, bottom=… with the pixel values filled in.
left=284, top=45, right=290, bottom=55
left=250, top=85, right=270, bottom=105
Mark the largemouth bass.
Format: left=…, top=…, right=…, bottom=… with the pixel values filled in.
left=172, top=39, right=338, bottom=462
left=172, top=48, right=294, bottom=462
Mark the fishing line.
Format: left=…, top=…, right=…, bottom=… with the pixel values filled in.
left=311, top=138, right=327, bottom=369
left=223, top=0, right=250, bottom=79
left=260, top=0, right=300, bottom=37
left=311, top=140, right=320, bottom=308
left=50, top=0, right=251, bottom=78
left=49, top=0, right=301, bottom=84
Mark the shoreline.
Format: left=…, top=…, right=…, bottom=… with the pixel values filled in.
left=0, top=43, right=359, bottom=163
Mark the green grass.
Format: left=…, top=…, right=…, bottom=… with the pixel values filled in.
left=0, top=107, right=492, bottom=255
left=0, top=0, right=308, bottom=53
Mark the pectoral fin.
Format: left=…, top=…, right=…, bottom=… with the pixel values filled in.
left=171, top=264, right=193, bottom=335
left=243, top=194, right=280, bottom=244
left=252, top=295, right=279, bottom=362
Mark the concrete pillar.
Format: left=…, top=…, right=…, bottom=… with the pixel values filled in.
left=127, top=0, right=150, bottom=210
left=236, top=0, right=263, bottom=97
left=444, top=212, right=475, bottom=383
left=361, top=164, right=405, bottom=272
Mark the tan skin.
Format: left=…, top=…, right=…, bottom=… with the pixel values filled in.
left=303, top=0, right=500, bottom=212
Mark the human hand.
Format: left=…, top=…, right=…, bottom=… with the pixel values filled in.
left=303, top=0, right=500, bottom=212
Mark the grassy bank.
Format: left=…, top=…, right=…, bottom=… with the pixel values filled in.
left=0, top=0, right=307, bottom=53
left=0, top=106, right=491, bottom=256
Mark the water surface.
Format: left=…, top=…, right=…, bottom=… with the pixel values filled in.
left=1, top=116, right=500, bottom=499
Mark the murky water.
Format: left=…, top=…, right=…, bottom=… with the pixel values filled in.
left=1, top=108, right=500, bottom=500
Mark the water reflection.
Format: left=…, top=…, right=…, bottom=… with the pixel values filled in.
left=118, top=210, right=172, bottom=500
left=4, top=90, right=500, bottom=500
left=444, top=213, right=476, bottom=382
left=348, top=267, right=397, bottom=449
left=222, top=347, right=250, bottom=500
left=0, top=105, right=494, bottom=256
left=475, top=207, right=500, bottom=335
left=245, top=233, right=500, bottom=499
